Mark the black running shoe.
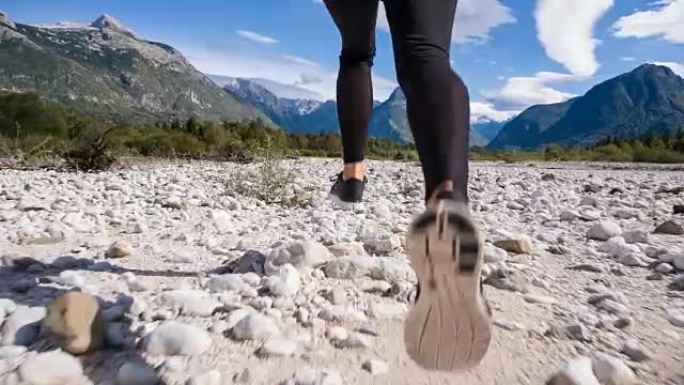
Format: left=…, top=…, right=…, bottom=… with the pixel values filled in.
left=329, top=172, right=366, bottom=203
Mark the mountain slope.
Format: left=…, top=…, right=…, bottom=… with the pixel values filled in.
left=369, top=87, right=505, bottom=147
left=490, top=64, right=684, bottom=149
left=221, top=77, right=338, bottom=134
left=0, top=13, right=270, bottom=123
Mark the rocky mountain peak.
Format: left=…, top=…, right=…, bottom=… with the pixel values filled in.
left=90, top=14, right=134, bottom=35
left=0, top=10, right=16, bottom=29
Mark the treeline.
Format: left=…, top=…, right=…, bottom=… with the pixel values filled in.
left=0, top=92, right=417, bottom=164
left=472, top=134, right=684, bottom=163
left=1, top=92, right=683, bottom=167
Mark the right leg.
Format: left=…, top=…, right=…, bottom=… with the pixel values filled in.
left=383, top=0, right=492, bottom=372
left=323, top=0, right=378, bottom=181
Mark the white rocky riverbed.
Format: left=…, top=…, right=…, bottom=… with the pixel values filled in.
left=0, top=158, right=683, bottom=385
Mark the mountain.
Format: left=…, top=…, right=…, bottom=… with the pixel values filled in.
left=210, top=75, right=327, bottom=102
left=0, top=13, right=270, bottom=123
left=369, top=87, right=505, bottom=147
left=489, top=64, right=684, bottom=149
left=221, top=77, right=339, bottom=135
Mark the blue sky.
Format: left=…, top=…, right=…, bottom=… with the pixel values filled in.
left=3, top=0, right=684, bottom=121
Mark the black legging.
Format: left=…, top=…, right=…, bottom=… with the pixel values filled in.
left=324, top=0, right=470, bottom=201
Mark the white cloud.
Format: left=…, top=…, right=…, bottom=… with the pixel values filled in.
left=236, top=30, right=279, bottom=44
left=613, top=0, right=684, bottom=43
left=652, top=61, right=684, bottom=76
left=535, top=0, right=614, bottom=76
left=620, top=56, right=636, bottom=62
left=376, top=0, right=516, bottom=45
left=487, top=71, right=580, bottom=110
left=181, top=44, right=397, bottom=101
left=470, top=102, right=519, bottom=123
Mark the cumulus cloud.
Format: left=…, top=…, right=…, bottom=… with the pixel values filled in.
left=470, top=102, right=519, bottom=123
left=652, top=61, right=684, bottom=77
left=376, top=0, right=516, bottom=45
left=613, top=0, right=684, bottom=43
left=486, top=72, right=580, bottom=110
left=236, top=30, right=279, bottom=44
left=535, top=0, right=614, bottom=76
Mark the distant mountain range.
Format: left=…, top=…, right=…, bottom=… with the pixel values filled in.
left=489, top=64, right=684, bottom=149
left=0, top=13, right=270, bottom=123
left=2, top=12, right=680, bottom=150
left=219, top=76, right=503, bottom=146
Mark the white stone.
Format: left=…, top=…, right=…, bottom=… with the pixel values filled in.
left=591, top=352, right=636, bottom=385
left=266, top=241, right=333, bottom=275
left=483, top=244, right=508, bottom=263
left=1, top=306, right=46, bottom=346
left=622, top=230, right=651, bottom=245
left=523, top=294, right=557, bottom=305
left=232, top=313, right=280, bottom=340
left=58, top=270, right=86, bottom=287
left=265, top=264, right=301, bottom=296
left=547, top=356, right=600, bottom=385
left=260, top=337, right=297, bottom=356
left=665, top=307, right=684, bottom=327
left=106, top=240, right=133, bottom=258
left=326, top=326, right=349, bottom=342
left=19, top=350, right=86, bottom=385
left=210, top=210, right=234, bottom=233
left=588, top=221, right=622, bottom=241
left=225, top=308, right=252, bottom=329
left=145, top=322, right=212, bottom=356
left=116, top=362, right=158, bottom=385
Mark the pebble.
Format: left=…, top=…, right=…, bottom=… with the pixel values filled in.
left=654, top=219, right=684, bottom=235
left=265, top=264, right=302, bottom=296
left=145, top=322, right=212, bottom=356
left=362, top=359, right=389, bottom=375
left=494, top=236, right=533, bottom=254
left=523, top=293, right=557, bottom=305
left=260, top=337, right=297, bottom=356
left=588, top=221, right=623, bottom=241
left=19, top=350, right=87, bottom=385
left=107, top=240, right=133, bottom=258
left=43, top=292, right=105, bottom=354
left=547, top=356, right=600, bottom=385
left=1, top=306, right=46, bottom=346
left=620, top=339, right=651, bottom=362
left=665, top=307, right=684, bottom=327
left=58, top=270, right=86, bottom=287
left=116, top=362, right=159, bottom=385
left=232, top=313, right=280, bottom=340
left=591, top=352, right=637, bottom=385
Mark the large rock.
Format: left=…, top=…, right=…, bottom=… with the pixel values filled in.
left=265, top=264, right=301, bottom=296
left=158, top=290, right=221, bottom=317
left=547, top=356, right=600, bottom=385
left=591, top=352, right=636, bottom=385
left=266, top=241, right=333, bottom=275
left=1, top=306, right=46, bottom=346
left=324, top=256, right=377, bottom=279
left=145, top=322, right=212, bottom=356
left=43, top=292, right=105, bottom=355
left=206, top=275, right=254, bottom=295
left=654, top=219, right=684, bottom=235
left=588, top=221, right=623, bottom=241
left=19, top=350, right=88, bottom=385
left=232, top=313, right=280, bottom=340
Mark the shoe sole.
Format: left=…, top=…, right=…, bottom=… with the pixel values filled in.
left=404, top=200, right=492, bottom=372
